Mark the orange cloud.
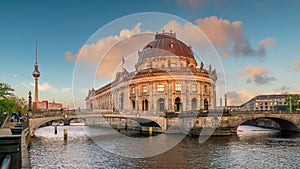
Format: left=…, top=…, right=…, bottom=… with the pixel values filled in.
left=162, top=16, right=275, bottom=58
left=176, top=0, right=221, bottom=9
left=94, top=33, right=154, bottom=78
left=293, top=60, right=300, bottom=69
left=295, top=88, right=300, bottom=94
left=65, top=22, right=143, bottom=65
left=65, top=23, right=155, bottom=79
left=176, top=0, right=202, bottom=7
left=237, top=65, right=269, bottom=78
left=227, top=89, right=261, bottom=106
left=259, top=37, right=276, bottom=47
left=194, top=16, right=276, bottom=58
left=237, top=65, right=276, bottom=85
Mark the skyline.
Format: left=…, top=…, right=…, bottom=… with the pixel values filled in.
left=1, top=0, right=300, bottom=108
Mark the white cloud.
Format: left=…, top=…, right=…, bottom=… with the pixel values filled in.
left=30, top=82, right=56, bottom=92
left=62, top=88, right=71, bottom=92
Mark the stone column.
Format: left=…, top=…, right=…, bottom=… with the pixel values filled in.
left=167, top=80, right=172, bottom=111
left=136, top=85, right=140, bottom=111
left=149, top=82, right=154, bottom=111
left=185, top=80, right=190, bottom=111
left=199, top=82, right=202, bottom=110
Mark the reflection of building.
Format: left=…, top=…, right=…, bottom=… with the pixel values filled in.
left=32, top=42, right=62, bottom=111
left=86, top=32, right=217, bottom=113
left=240, top=94, right=300, bottom=111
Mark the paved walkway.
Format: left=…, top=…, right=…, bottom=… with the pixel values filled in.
left=0, top=119, right=17, bottom=135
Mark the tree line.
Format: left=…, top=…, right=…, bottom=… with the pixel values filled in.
left=0, top=80, right=27, bottom=115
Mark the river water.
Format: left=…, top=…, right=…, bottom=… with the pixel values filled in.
left=29, top=125, right=300, bottom=169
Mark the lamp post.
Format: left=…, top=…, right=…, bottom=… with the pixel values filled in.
left=289, top=96, right=292, bottom=112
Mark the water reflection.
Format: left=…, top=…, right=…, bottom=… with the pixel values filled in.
left=30, top=126, right=300, bottom=169
left=237, top=125, right=281, bottom=140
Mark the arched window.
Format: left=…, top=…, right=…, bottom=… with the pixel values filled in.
left=169, top=41, right=174, bottom=48
left=147, top=45, right=152, bottom=50
left=157, top=98, right=165, bottom=112
left=120, top=93, right=124, bottom=110
left=204, top=98, right=209, bottom=110
left=132, top=100, right=136, bottom=110
left=191, top=98, right=197, bottom=110
left=175, top=97, right=181, bottom=112
left=142, top=99, right=148, bottom=111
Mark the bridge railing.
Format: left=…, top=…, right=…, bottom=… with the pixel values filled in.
left=229, top=110, right=300, bottom=115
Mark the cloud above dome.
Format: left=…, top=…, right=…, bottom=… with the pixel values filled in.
left=163, top=16, right=275, bottom=58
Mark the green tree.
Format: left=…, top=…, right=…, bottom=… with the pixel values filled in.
left=8, top=96, right=27, bottom=115
left=0, top=80, right=14, bottom=99
left=285, top=95, right=299, bottom=111
left=0, top=98, right=15, bottom=114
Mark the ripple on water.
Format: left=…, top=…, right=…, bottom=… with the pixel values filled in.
left=30, top=126, right=300, bottom=169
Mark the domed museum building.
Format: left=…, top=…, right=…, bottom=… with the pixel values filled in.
left=86, top=32, right=217, bottom=113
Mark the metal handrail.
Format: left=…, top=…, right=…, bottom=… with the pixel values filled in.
left=0, top=114, right=9, bottom=129
left=0, top=154, right=11, bottom=169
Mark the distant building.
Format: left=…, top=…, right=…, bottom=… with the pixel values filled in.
left=85, top=32, right=218, bottom=113
left=35, top=100, right=62, bottom=111
left=240, top=94, right=300, bottom=111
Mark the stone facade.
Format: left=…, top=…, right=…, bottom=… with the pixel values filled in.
left=240, top=94, right=300, bottom=111
left=86, top=32, right=217, bottom=113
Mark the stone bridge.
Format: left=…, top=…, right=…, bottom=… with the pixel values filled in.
left=28, top=110, right=300, bottom=137
left=28, top=112, right=167, bottom=137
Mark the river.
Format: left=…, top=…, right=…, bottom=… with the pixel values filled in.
left=29, top=125, right=300, bottom=169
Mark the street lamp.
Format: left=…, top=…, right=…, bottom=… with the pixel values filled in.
left=289, top=96, right=292, bottom=112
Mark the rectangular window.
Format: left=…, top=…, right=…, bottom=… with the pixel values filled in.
left=142, top=85, right=147, bottom=94
left=131, top=87, right=135, bottom=94
left=175, top=83, right=182, bottom=92
left=157, top=84, right=164, bottom=92
left=191, top=84, right=197, bottom=92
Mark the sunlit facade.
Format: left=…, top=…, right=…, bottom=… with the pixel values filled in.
left=86, top=32, right=217, bottom=113
left=240, top=94, right=300, bottom=111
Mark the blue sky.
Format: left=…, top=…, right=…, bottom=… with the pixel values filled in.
left=1, top=0, right=300, bottom=108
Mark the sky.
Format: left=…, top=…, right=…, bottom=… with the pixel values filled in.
left=0, top=0, right=300, bottom=108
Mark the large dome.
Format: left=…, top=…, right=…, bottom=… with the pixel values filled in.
left=138, top=32, right=195, bottom=61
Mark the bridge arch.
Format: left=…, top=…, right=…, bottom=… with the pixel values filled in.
left=239, top=117, right=299, bottom=132
left=126, top=117, right=162, bottom=128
